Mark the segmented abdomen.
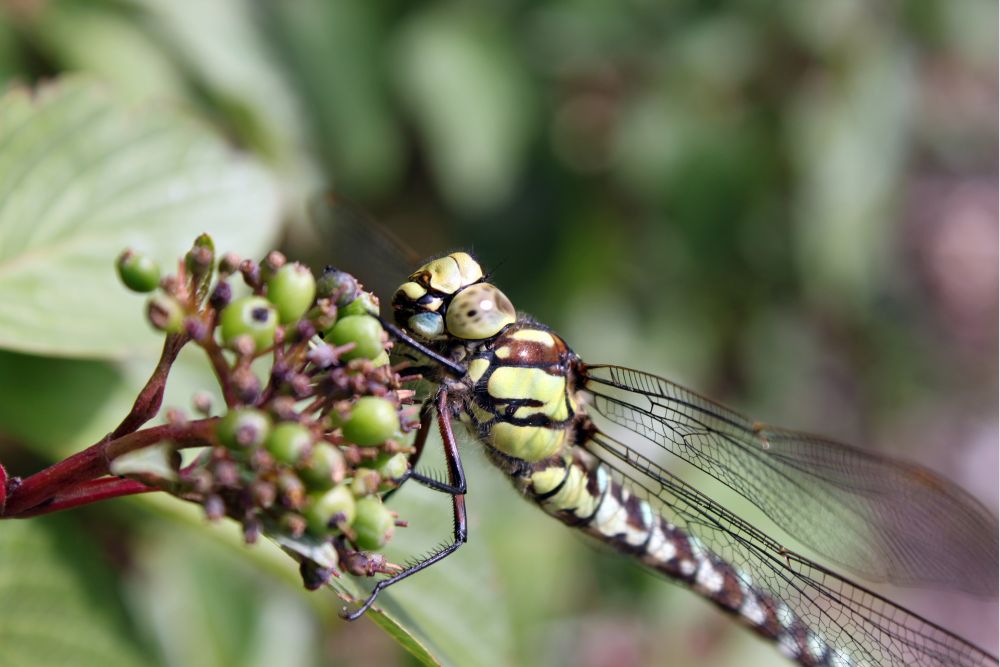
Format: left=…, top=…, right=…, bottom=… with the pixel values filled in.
left=521, top=449, right=855, bottom=667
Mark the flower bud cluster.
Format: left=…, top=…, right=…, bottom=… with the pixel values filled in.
left=117, top=238, right=421, bottom=588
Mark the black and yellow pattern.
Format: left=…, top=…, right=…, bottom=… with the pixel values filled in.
left=388, top=251, right=998, bottom=667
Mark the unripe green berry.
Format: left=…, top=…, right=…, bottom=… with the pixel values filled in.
left=147, top=295, right=185, bottom=333
left=372, top=351, right=390, bottom=368
left=266, top=262, right=316, bottom=324
left=342, top=397, right=400, bottom=447
left=375, top=452, right=410, bottom=482
left=117, top=250, right=161, bottom=293
left=339, top=291, right=379, bottom=317
left=298, top=442, right=347, bottom=489
left=219, top=296, right=278, bottom=352
left=352, top=496, right=394, bottom=550
left=216, top=408, right=272, bottom=450
left=265, top=421, right=313, bottom=465
left=327, top=315, right=384, bottom=361
left=305, top=485, right=355, bottom=535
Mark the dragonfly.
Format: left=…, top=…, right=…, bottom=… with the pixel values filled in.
left=332, top=246, right=997, bottom=667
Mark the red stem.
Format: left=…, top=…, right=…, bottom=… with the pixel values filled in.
left=11, top=478, right=155, bottom=518
left=2, top=418, right=216, bottom=517
left=112, top=333, right=189, bottom=439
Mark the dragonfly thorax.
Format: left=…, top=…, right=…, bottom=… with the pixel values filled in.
left=391, top=251, right=516, bottom=342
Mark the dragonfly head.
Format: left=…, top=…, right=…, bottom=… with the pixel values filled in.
left=392, top=251, right=516, bottom=341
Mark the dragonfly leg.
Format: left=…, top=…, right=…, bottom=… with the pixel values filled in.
left=342, top=387, right=468, bottom=620
left=381, top=399, right=434, bottom=501
left=384, top=397, right=468, bottom=498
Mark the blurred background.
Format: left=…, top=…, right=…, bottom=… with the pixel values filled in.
left=0, top=1, right=996, bottom=666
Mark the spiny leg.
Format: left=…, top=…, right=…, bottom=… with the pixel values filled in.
left=342, top=387, right=467, bottom=620
left=381, top=398, right=434, bottom=502
left=384, top=397, right=468, bottom=499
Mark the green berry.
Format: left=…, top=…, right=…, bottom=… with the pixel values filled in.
left=216, top=408, right=272, bottom=450
left=266, top=262, right=316, bottom=324
left=265, top=421, right=313, bottom=465
left=146, top=295, right=185, bottom=333
left=117, top=250, right=161, bottom=293
left=305, top=485, right=356, bottom=535
left=372, top=351, right=390, bottom=368
left=339, top=291, right=380, bottom=317
left=352, top=496, right=394, bottom=550
left=298, top=442, right=347, bottom=489
left=219, top=296, right=278, bottom=352
left=375, top=452, right=410, bottom=482
left=342, top=397, right=400, bottom=447
left=327, top=315, right=384, bottom=361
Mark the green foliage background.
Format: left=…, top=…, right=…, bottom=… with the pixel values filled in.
left=0, top=2, right=996, bottom=667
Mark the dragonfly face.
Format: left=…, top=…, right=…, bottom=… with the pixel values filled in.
left=374, top=249, right=998, bottom=666
left=391, top=251, right=516, bottom=342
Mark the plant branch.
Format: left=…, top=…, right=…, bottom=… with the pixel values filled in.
left=11, top=477, right=156, bottom=518
left=2, top=418, right=216, bottom=517
left=111, top=333, right=189, bottom=439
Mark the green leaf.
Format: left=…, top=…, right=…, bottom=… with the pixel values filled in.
left=0, top=516, right=153, bottom=667
left=393, top=8, right=536, bottom=213
left=0, top=76, right=281, bottom=359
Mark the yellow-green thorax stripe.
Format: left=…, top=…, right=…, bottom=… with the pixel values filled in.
left=460, top=323, right=580, bottom=463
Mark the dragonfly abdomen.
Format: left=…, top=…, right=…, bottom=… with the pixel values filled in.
left=520, top=449, right=852, bottom=667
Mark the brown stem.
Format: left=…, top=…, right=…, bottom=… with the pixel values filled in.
left=200, top=337, right=236, bottom=407
left=11, top=478, right=156, bottom=518
left=111, top=333, right=189, bottom=439
left=2, top=418, right=216, bottom=517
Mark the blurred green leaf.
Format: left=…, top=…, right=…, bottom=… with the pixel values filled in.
left=24, top=2, right=187, bottom=103
left=0, top=76, right=281, bottom=358
left=0, top=516, right=153, bottom=667
left=0, top=343, right=225, bottom=461
left=127, top=0, right=320, bottom=187
left=394, top=8, right=536, bottom=214
left=0, top=351, right=124, bottom=453
left=788, top=43, right=915, bottom=308
left=266, top=1, right=404, bottom=197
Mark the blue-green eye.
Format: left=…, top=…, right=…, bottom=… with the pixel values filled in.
left=408, top=312, right=445, bottom=339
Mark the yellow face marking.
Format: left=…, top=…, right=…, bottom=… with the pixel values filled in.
left=491, top=422, right=566, bottom=461
left=397, top=281, right=426, bottom=300
left=419, top=256, right=465, bottom=294
left=509, top=329, right=555, bottom=347
left=467, top=358, right=490, bottom=384
left=414, top=252, right=485, bottom=295
left=494, top=345, right=511, bottom=359
left=451, top=252, right=484, bottom=286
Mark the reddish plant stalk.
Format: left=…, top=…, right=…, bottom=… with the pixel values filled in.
left=2, top=418, right=216, bottom=518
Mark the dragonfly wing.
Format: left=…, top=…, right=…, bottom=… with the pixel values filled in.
left=582, top=364, right=999, bottom=594
left=584, top=429, right=998, bottom=667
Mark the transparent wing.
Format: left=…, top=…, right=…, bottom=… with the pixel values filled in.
left=586, top=430, right=998, bottom=667
left=582, top=364, right=999, bottom=594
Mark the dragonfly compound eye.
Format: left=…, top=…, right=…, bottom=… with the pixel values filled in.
left=445, top=283, right=516, bottom=340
